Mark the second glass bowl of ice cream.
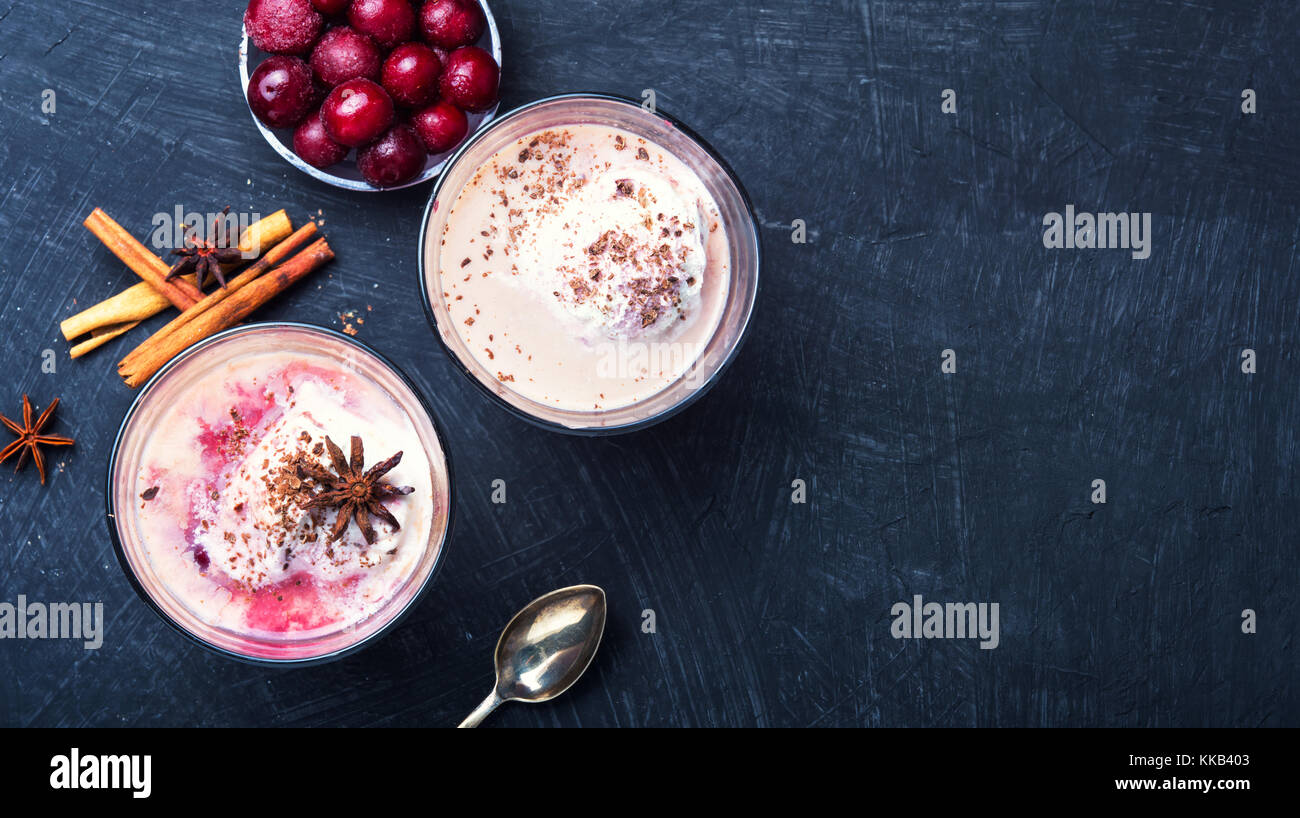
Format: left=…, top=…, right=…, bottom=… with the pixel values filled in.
left=107, top=323, right=454, bottom=664
left=418, top=94, right=760, bottom=433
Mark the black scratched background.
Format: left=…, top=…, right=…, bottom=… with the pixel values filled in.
left=0, top=0, right=1297, bottom=727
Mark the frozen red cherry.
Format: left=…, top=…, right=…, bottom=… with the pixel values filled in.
left=310, top=26, right=382, bottom=87
left=357, top=124, right=426, bottom=187
left=381, top=43, right=443, bottom=108
left=293, top=111, right=349, bottom=169
left=347, top=0, right=416, bottom=49
left=420, top=0, right=486, bottom=49
left=311, top=0, right=350, bottom=13
left=411, top=100, right=467, bottom=153
left=245, top=0, right=324, bottom=56
left=321, top=78, right=395, bottom=146
left=248, top=56, right=317, bottom=129
left=439, top=46, right=498, bottom=112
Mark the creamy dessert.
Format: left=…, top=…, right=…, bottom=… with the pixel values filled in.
left=130, top=350, right=438, bottom=643
left=432, top=124, right=729, bottom=410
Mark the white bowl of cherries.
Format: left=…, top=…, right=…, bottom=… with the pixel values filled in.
left=240, top=0, right=502, bottom=191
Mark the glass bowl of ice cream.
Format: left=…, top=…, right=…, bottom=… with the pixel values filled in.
left=107, top=323, right=454, bottom=664
left=418, top=94, right=760, bottom=433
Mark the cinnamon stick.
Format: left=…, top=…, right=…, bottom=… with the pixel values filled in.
left=70, top=321, right=143, bottom=359
left=83, top=208, right=202, bottom=309
left=118, top=221, right=318, bottom=372
left=118, top=238, right=334, bottom=388
left=231, top=210, right=294, bottom=259
left=64, top=210, right=293, bottom=338
left=64, top=210, right=295, bottom=355
left=62, top=288, right=173, bottom=345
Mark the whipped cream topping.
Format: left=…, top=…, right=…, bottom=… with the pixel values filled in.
left=192, top=379, right=421, bottom=590
left=497, top=136, right=710, bottom=342
left=133, top=356, right=437, bottom=639
left=436, top=124, right=730, bottom=411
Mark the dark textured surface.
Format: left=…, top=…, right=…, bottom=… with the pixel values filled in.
left=0, top=0, right=1296, bottom=727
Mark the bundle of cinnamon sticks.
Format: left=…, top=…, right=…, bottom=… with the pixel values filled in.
left=62, top=208, right=335, bottom=388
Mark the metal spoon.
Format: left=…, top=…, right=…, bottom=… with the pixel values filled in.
left=458, top=584, right=607, bottom=728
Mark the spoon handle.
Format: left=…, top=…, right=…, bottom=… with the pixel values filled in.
left=458, top=691, right=504, bottom=728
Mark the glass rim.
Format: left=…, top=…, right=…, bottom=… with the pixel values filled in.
left=104, top=321, right=457, bottom=666
left=416, top=92, right=762, bottom=435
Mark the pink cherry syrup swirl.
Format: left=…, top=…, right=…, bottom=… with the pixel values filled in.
left=182, top=363, right=374, bottom=634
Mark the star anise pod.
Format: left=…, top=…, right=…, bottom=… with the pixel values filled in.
left=297, top=435, right=414, bottom=545
left=0, top=395, right=74, bottom=485
left=165, top=206, right=243, bottom=289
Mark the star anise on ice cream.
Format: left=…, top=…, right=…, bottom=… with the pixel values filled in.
left=297, top=435, right=414, bottom=544
left=165, top=206, right=243, bottom=289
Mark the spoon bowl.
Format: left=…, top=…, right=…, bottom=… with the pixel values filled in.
left=459, top=584, right=606, bottom=727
